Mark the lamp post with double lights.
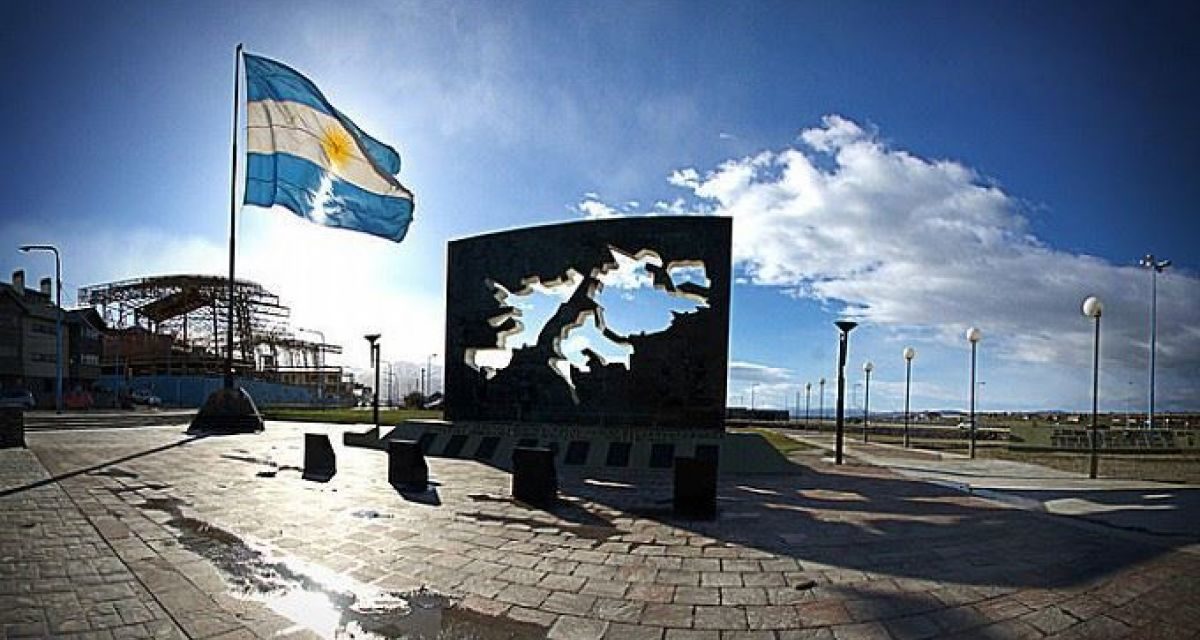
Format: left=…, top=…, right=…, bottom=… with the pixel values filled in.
left=364, top=334, right=381, bottom=428
left=966, top=326, right=982, bottom=459
left=1138, top=255, right=1170, bottom=429
left=902, top=347, right=916, bottom=448
left=862, top=361, right=874, bottom=443
left=1083, top=296, right=1103, bottom=479
left=18, top=245, right=62, bottom=413
left=834, top=321, right=858, bottom=465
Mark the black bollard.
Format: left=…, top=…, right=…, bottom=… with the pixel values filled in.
left=302, top=433, right=336, bottom=482
left=388, top=439, right=428, bottom=490
left=0, top=408, right=25, bottom=449
left=673, top=456, right=717, bottom=519
left=512, top=447, right=557, bottom=506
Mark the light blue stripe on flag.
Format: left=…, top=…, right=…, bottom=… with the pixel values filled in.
left=243, top=53, right=413, bottom=242
left=245, top=152, right=414, bottom=243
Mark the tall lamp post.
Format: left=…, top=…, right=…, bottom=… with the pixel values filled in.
left=298, top=327, right=325, bottom=407
left=966, top=326, right=982, bottom=459
left=751, top=383, right=758, bottom=411
left=862, top=361, right=874, bottom=442
left=426, top=353, right=438, bottom=399
left=1138, top=255, right=1170, bottom=429
left=902, top=347, right=916, bottom=448
left=1083, top=296, right=1103, bottom=479
left=364, top=334, right=381, bottom=428
left=818, top=378, right=826, bottom=430
left=18, top=245, right=62, bottom=413
left=804, top=382, right=812, bottom=430
left=834, top=321, right=858, bottom=465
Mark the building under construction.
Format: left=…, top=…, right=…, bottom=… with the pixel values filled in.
left=78, top=274, right=354, bottom=405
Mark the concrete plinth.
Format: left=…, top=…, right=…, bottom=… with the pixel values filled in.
left=302, top=433, right=336, bottom=482
left=187, top=386, right=264, bottom=434
left=512, top=446, right=557, bottom=505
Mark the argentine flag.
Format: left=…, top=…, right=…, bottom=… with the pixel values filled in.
left=243, top=53, right=414, bottom=243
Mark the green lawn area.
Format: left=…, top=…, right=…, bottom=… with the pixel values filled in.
left=733, top=427, right=818, bottom=455
left=261, top=407, right=442, bottom=424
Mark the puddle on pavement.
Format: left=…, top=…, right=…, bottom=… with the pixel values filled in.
left=123, top=493, right=544, bottom=639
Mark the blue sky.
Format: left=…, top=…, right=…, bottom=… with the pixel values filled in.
left=1, top=0, right=1197, bottom=412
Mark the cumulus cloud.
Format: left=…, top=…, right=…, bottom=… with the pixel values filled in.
left=578, top=115, right=1200, bottom=406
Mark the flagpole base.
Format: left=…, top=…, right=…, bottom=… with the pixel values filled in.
left=188, top=386, right=264, bottom=434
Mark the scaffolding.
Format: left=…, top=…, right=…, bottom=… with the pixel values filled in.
left=77, top=275, right=344, bottom=392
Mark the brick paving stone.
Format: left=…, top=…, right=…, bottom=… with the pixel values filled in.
left=883, top=613, right=942, bottom=640
left=665, top=630, right=720, bottom=640
left=549, top=614, right=610, bottom=640
left=542, top=573, right=588, bottom=592
left=581, top=578, right=629, bottom=599
left=777, top=629, right=834, bottom=640
left=674, top=586, right=722, bottom=606
left=744, top=605, right=799, bottom=630
left=604, top=622, right=666, bottom=640
left=593, top=597, right=645, bottom=623
left=795, top=601, right=852, bottom=627
left=496, top=583, right=552, bottom=608
left=544, top=591, right=600, bottom=615
left=1021, top=606, right=1080, bottom=635
left=701, top=572, right=743, bottom=587
left=627, top=583, right=676, bottom=603
left=506, top=605, right=559, bottom=626
left=693, top=606, right=748, bottom=630
left=642, top=603, right=695, bottom=628
left=721, top=631, right=777, bottom=640
left=722, top=587, right=768, bottom=606
left=830, top=622, right=891, bottom=640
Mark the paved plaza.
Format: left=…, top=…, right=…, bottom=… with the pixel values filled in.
left=2, top=422, right=1199, bottom=639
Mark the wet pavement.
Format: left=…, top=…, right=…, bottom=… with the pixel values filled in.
left=3, top=422, right=1199, bottom=639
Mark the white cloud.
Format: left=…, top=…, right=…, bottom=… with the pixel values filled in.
left=577, top=115, right=1200, bottom=408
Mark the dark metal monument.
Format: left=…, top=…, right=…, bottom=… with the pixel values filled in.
left=444, top=217, right=732, bottom=430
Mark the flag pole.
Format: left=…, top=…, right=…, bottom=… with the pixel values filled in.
left=224, top=43, right=243, bottom=389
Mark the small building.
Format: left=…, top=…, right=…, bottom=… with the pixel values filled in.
left=0, top=270, right=98, bottom=407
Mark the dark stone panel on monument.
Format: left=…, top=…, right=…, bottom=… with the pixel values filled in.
left=388, top=439, right=429, bottom=489
left=416, top=432, right=438, bottom=453
left=442, top=434, right=469, bottom=457
left=473, top=436, right=501, bottom=461
left=302, top=433, right=336, bottom=482
left=674, top=456, right=717, bottom=519
left=444, top=217, right=732, bottom=429
left=605, top=441, right=632, bottom=467
left=649, top=443, right=676, bottom=469
left=564, top=440, right=590, bottom=465
left=512, top=446, right=557, bottom=505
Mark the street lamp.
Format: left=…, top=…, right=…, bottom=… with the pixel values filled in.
left=862, top=361, right=874, bottom=443
left=902, top=347, right=916, bottom=448
left=1138, top=255, right=1170, bottom=429
left=298, top=327, right=325, bottom=407
left=834, top=321, right=858, bottom=465
left=966, top=326, right=982, bottom=459
left=751, top=383, right=758, bottom=411
left=18, top=245, right=62, bottom=413
left=1083, top=296, right=1103, bottom=479
left=804, top=382, right=812, bottom=430
left=364, top=334, right=381, bottom=428
left=426, top=353, right=438, bottom=399
left=818, top=378, right=826, bottom=430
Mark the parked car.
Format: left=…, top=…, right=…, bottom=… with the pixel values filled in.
left=0, top=389, right=36, bottom=409
left=130, top=388, right=162, bottom=407
left=64, top=387, right=94, bottom=410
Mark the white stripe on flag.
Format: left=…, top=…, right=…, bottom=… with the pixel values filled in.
left=247, top=99, right=404, bottom=198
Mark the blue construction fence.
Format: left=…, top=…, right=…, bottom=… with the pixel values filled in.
left=97, top=375, right=315, bottom=408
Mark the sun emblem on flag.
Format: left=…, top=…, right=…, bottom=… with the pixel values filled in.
left=319, top=126, right=354, bottom=169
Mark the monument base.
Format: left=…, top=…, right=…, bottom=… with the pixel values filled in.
left=343, top=419, right=794, bottom=474
left=188, top=386, right=264, bottom=434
